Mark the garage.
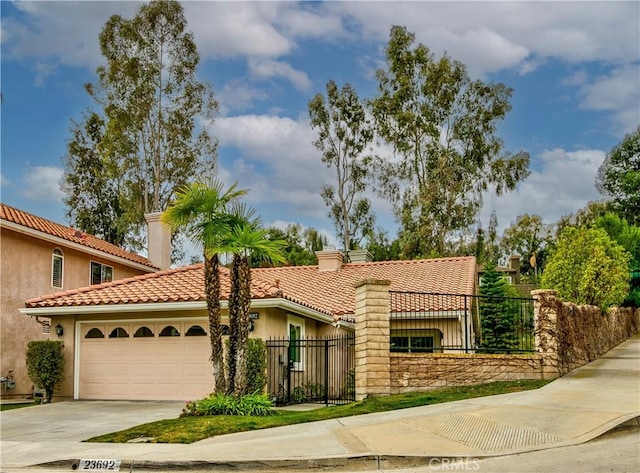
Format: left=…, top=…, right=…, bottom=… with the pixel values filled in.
left=77, top=320, right=213, bottom=400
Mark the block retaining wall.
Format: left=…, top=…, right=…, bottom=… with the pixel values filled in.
left=390, top=352, right=543, bottom=394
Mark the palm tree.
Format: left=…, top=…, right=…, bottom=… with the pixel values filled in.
left=221, top=220, right=285, bottom=395
left=161, top=179, right=246, bottom=394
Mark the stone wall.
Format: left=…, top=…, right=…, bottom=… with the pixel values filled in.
left=533, top=289, right=640, bottom=375
left=390, top=353, right=543, bottom=394
left=354, top=284, right=640, bottom=398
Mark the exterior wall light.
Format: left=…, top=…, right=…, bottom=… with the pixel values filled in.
left=55, top=324, right=64, bottom=337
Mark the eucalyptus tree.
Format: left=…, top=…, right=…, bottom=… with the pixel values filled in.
left=501, top=214, right=552, bottom=278
left=64, top=0, right=218, bottom=251
left=596, top=126, right=640, bottom=225
left=309, top=80, right=375, bottom=255
left=255, top=224, right=325, bottom=267
left=371, top=26, right=530, bottom=258
left=221, top=220, right=285, bottom=395
left=62, top=111, right=127, bottom=246
left=161, top=180, right=247, bottom=394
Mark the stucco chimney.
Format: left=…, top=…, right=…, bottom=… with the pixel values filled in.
left=315, top=245, right=344, bottom=272
left=145, top=212, right=171, bottom=270
left=348, top=249, right=373, bottom=263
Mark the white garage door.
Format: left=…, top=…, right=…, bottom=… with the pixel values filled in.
left=78, top=321, right=213, bottom=400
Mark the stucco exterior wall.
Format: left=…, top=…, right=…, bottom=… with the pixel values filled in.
left=0, top=228, right=152, bottom=398
left=47, top=304, right=341, bottom=400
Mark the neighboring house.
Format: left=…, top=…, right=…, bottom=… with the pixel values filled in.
left=21, top=246, right=477, bottom=402
left=478, top=255, right=522, bottom=285
left=478, top=256, right=538, bottom=297
left=0, top=203, right=161, bottom=398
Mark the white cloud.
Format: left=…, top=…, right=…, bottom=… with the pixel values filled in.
left=1, top=1, right=138, bottom=70
left=330, top=1, right=639, bottom=75
left=577, top=66, right=640, bottom=133
left=277, top=5, right=346, bottom=40
left=21, top=166, right=64, bottom=202
left=214, top=114, right=330, bottom=219
left=1, top=1, right=296, bottom=72
left=4, top=1, right=637, bottom=84
left=184, top=2, right=294, bottom=59
left=484, top=148, right=606, bottom=231
left=247, top=58, right=312, bottom=92
left=217, top=79, right=270, bottom=115
left=33, top=62, right=57, bottom=87
left=0, top=174, right=11, bottom=188
left=561, top=69, right=589, bottom=87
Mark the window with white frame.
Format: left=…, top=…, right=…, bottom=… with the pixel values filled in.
left=287, top=315, right=305, bottom=371
left=90, top=261, right=113, bottom=285
left=52, top=249, right=64, bottom=288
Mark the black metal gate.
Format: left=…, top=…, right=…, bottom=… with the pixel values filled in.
left=266, top=335, right=355, bottom=406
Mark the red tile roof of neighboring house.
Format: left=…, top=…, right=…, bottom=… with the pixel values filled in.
left=25, top=256, right=477, bottom=319
left=0, top=203, right=158, bottom=269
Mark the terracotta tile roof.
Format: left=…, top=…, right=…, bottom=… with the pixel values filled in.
left=25, top=256, right=477, bottom=319
left=1, top=203, right=157, bottom=269
left=254, top=256, right=477, bottom=316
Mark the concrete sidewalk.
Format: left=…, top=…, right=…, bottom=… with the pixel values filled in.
left=2, top=334, right=639, bottom=471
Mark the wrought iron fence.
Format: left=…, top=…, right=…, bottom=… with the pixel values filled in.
left=389, top=291, right=535, bottom=354
left=266, top=335, right=355, bottom=406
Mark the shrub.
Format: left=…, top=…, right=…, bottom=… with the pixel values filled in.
left=291, top=383, right=326, bottom=404
left=542, top=226, right=630, bottom=310
left=25, top=340, right=64, bottom=403
left=246, top=338, right=267, bottom=395
left=181, top=392, right=275, bottom=417
left=341, top=369, right=355, bottom=399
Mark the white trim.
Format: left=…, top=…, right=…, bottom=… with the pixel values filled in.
left=21, top=301, right=209, bottom=316
left=0, top=220, right=157, bottom=272
left=21, top=298, right=354, bottom=331
left=51, top=248, right=64, bottom=289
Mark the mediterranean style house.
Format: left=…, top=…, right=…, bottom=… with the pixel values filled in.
left=21, top=244, right=478, bottom=402
left=0, top=203, right=161, bottom=398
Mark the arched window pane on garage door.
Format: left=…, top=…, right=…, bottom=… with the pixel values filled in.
left=85, top=328, right=104, bottom=338
left=185, top=325, right=206, bottom=336
left=134, top=326, right=154, bottom=338
left=159, top=326, right=180, bottom=337
left=109, top=327, right=129, bottom=338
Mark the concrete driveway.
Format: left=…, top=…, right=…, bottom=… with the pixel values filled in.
left=0, top=400, right=184, bottom=442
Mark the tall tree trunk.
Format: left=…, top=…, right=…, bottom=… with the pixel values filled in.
left=233, top=255, right=252, bottom=395
left=204, top=253, right=226, bottom=394
left=226, top=257, right=241, bottom=394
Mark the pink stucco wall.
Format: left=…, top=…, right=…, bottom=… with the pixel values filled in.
left=0, top=228, right=153, bottom=398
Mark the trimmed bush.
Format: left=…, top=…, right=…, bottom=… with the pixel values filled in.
left=246, top=338, right=267, bottom=395
left=181, top=392, right=275, bottom=417
left=26, top=340, right=64, bottom=403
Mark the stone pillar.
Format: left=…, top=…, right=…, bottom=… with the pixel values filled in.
left=532, top=289, right=560, bottom=379
left=354, top=279, right=391, bottom=401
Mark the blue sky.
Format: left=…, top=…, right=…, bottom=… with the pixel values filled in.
left=1, top=1, right=639, bottom=254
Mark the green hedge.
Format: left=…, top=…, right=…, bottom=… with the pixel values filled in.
left=26, top=340, right=64, bottom=403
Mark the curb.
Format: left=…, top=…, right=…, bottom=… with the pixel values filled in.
left=35, top=455, right=492, bottom=472
left=29, top=416, right=640, bottom=472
